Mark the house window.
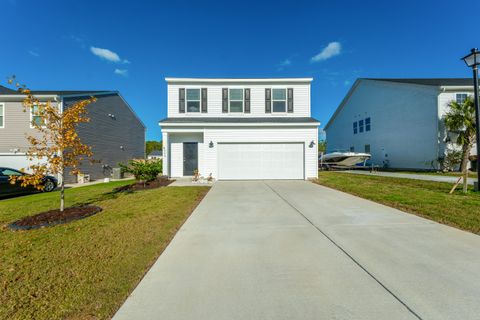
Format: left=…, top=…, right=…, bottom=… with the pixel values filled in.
left=359, top=119, right=364, bottom=133
left=365, top=144, right=371, bottom=153
left=272, top=88, right=286, bottom=112
left=350, top=146, right=355, bottom=152
left=353, top=121, right=358, bottom=134
left=0, top=103, right=4, bottom=128
left=365, top=117, right=371, bottom=131
left=456, top=93, right=468, bottom=104
left=229, top=88, right=244, bottom=113
left=186, top=89, right=201, bottom=112
left=31, top=105, right=45, bottom=127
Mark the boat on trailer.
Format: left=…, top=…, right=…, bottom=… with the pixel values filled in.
left=320, top=152, right=371, bottom=168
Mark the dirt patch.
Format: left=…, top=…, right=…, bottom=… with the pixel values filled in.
left=8, top=206, right=103, bottom=230
left=114, top=177, right=174, bottom=192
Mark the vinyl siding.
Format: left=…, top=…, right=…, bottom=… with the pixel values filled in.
left=326, top=80, right=439, bottom=170
left=164, top=127, right=318, bottom=179
left=63, top=94, right=145, bottom=183
left=0, top=100, right=55, bottom=153
left=167, top=82, right=311, bottom=118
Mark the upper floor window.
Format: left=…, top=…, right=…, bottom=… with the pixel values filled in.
left=359, top=119, right=364, bottom=133
left=0, top=103, right=4, bottom=128
left=365, top=117, right=371, bottom=131
left=229, top=89, right=244, bottom=113
left=186, top=89, right=201, bottom=112
left=456, top=93, right=468, bottom=104
left=353, top=121, right=358, bottom=134
left=272, top=88, right=286, bottom=112
left=31, top=105, right=45, bottom=127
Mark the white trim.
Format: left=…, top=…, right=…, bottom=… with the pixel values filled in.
left=0, top=102, right=4, bottom=128
left=30, top=105, right=45, bottom=129
left=160, top=122, right=320, bottom=129
left=185, top=88, right=201, bottom=114
left=271, top=88, right=287, bottom=113
left=228, top=88, right=244, bottom=113
left=165, top=77, right=313, bottom=83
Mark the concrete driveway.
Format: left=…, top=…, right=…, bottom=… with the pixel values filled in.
left=113, top=181, right=480, bottom=320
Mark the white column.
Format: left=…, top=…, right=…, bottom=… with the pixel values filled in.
left=162, top=132, right=169, bottom=177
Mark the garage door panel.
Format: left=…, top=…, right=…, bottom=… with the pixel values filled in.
left=218, top=143, right=304, bottom=180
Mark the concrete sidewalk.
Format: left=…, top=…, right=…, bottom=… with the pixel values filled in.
left=340, top=170, right=476, bottom=185
left=113, top=181, right=480, bottom=320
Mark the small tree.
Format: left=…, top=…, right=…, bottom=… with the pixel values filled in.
left=444, top=96, right=476, bottom=192
left=8, top=78, right=96, bottom=211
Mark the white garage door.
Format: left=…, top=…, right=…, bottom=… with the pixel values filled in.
left=218, top=143, right=304, bottom=180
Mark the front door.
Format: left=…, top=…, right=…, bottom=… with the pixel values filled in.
left=183, top=142, right=198, bottom=176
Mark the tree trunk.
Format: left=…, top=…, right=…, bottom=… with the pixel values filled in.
left=60, top=170, right=65, bottom=212
left=460, top=139, right=473, bottom=194
left=460, top=142, right=472, bottom=173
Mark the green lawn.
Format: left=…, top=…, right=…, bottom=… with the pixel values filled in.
left=316, top=172, right=480, bottom=235
left=0, top=181, right=210, bottom=320
left=399, top=170, right=477, bottom=178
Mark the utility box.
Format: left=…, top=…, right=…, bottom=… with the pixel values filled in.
left=112, top=167, right=123, bottom=180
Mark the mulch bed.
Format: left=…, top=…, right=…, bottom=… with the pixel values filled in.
left=114, top=177, right=174, bottom=192
left=8, top=206, right=103, bottom=231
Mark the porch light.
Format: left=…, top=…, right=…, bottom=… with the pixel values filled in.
left=209, top=141, right=214, bottom=148
left=309, top=141, right=315, bottom=148
left=462, top=48, right=480, bottom=67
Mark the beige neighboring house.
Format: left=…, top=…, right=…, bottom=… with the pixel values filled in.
left=0, top=85, right=146, bottom=183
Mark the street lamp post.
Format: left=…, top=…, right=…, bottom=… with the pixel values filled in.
left=462, top=48, right=480, bottom=191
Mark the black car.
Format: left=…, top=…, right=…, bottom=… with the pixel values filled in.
left=0, top=167, right=57, bottom=198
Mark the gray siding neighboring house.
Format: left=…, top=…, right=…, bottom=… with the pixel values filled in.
left=325, top=78, right=476, bottom=170
left=0, top=86, right=145, bottom=183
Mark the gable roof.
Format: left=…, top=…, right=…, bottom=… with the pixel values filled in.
left=365, top=78, right=473, bottom=86
left=0, top=85, right=17, bottom=94
left=0, top=85, right=112, bottom=97
left=324, top=78, right=475, bottom=130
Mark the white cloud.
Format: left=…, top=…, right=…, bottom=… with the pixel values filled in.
left=279, top=59, right=291, bottom=66
left=311, top=42, right=342, bottom=62
left=28, top=50, right=39, bottom=57
left=114, top=69, right=128, bottom=76
left=90, top=46, right=129, bottom=64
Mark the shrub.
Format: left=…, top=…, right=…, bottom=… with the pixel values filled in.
left=119, top=160, right=162, bottom=183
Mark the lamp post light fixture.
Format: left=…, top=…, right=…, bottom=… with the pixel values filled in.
left=462, top=48, right=480, bottom=191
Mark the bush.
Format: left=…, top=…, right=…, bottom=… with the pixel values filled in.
left=119, top=160, right=162, bottom=182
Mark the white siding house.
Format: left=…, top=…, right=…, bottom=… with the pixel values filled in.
left=160, top=78, right=319, bottom=180
left=324, top=78, right=476, bottom=170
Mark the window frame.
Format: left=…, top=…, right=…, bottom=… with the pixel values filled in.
left=185, top=88, right=201, bottom=113
left=228, top=88, right=244, bottom=113
left=271, top=88, right=287, bottom=113
left=365, top=144, right=371, bottom=153
left=353, top=121, right=358, bottom=134
left=30, top=104, right=46, bottom=128
left=365, top=117, right=371, bottom=132
left=0, top=103, right=4, bottom=129
left=455, top=93, right=469, bottom=105
left=359, top=119, right=364, bottom=133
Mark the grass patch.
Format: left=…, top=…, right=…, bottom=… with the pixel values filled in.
left=393, top=170, right=477, bottom=178
left=316, top=172, right=480, bottom=235
left=0, top=181, right=209, bottom=320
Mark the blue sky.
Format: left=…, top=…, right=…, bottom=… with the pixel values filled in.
left=1, top=0, right=478, bottom=140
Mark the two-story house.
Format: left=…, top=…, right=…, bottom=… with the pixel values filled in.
left=0, top=85, right=146, bottom=183
left=325, top=78, right=477, bottom=170
left=159, top=78, right=320, bottom=180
